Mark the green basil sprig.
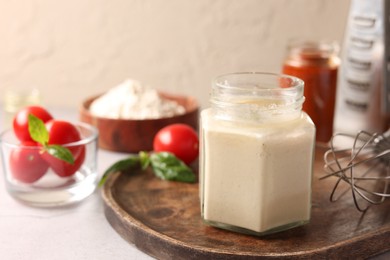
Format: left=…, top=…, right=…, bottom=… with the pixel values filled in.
left=98, top=151, right=196, bottom=187
left=149, top=152, right=196, bottom=183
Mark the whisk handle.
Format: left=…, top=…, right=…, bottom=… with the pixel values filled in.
left=383, top=129, right=390, bottom=139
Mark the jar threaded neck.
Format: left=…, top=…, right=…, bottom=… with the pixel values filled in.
left=211, top=72, right=305, bottom=122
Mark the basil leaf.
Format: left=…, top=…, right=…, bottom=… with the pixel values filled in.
left=46, top=145, right=75, bottom=164
left=150, top=152, right=196, bottom=183
left=98, top=155, right=140, bottom=187
left=28, top=114, right=49, bottom=144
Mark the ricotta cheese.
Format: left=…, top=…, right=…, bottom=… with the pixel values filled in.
left=89, top=79, right=185, bottom=119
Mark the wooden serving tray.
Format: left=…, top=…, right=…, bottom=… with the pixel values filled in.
left=102, top=148, right=390, bottom=259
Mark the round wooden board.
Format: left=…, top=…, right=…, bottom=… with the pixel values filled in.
left=101, top=148, right=390, bottom=259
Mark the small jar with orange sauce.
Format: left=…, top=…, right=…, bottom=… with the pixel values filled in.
left=282, top=40, right=340, bottom=144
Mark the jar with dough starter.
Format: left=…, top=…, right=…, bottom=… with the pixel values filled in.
left=200, top=72, right=316, bottom=236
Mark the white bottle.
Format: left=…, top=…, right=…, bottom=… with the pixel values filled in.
left=200, top=72, right=316, bottom=236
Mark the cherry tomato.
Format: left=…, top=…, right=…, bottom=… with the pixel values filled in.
left=153, top=123, right=199, bottom=164
left=41, top=120, right=85, bottom=177
left=46, top=146, right=86, bottom=177
left=45, top=120, right=83, bottom=157
left=9, top=141, right=49, bottom=183
left=13, top=106, right=53, bottom=142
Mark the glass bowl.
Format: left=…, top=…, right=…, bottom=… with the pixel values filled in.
left=0, top=122, right=98, bottom=207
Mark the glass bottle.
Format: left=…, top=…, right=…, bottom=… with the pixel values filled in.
left=200, top=72, right=316, bottom=236
left=282, top=40, right=340, bottom=144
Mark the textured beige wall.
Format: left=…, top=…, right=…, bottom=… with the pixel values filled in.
left=0, top=0, right=350, bottom=109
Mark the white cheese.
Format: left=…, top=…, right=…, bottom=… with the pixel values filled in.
left=89, top=79, right=185, bottom=119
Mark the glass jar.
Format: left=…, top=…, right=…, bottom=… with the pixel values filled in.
left=2, top=87, right=41, bottom=128
left=200, top=72, right=316, bottom=236
left=282, top=40, right=340, bottom=144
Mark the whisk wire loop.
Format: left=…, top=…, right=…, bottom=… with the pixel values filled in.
left=323, top=130, right=390, bottom=212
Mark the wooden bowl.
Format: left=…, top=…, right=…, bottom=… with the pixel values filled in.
left=80, top=92, right=199, bottom=153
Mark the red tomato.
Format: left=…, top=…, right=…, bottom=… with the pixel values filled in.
left=46, top=146, right=86, bottom=177
left=41, top=120, right=85, bottom=177
left=153, top=123, right=199, bottom=164
left=9, top=141, right=49, bottom=183
left=13, top=106, right=53, bottom=142
left=45, top=120, right=83, bottom=157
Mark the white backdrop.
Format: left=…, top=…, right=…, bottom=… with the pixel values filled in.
left=0, top=0, right=350, bottom=110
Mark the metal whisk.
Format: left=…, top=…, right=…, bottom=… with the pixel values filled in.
left=322, top=129, right=390, bottom=212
